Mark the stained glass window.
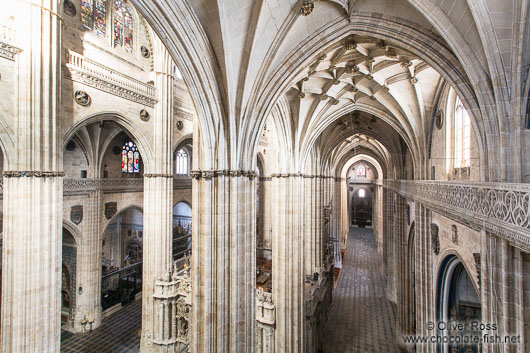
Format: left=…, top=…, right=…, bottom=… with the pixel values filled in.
left=122, top=142, right=140, bottom=173
left=356, top=165, right=366, bottom=177
left=113, top=1, right=133, bottom=51
left=81, top=0, right=94, bottom=29
left=94, top=0, right=107, bottom=36
left=454, top=96, right=471, bottom=168
left=175, top=149, right=189, bottom=175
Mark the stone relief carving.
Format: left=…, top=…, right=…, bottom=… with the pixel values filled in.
left=140, top=46, right=150, bottom=58
left=70, top=205, right=83, bottom=225
left=73, top=90, right=91, bottom=106
left=435, top=110, right=444, bottom=129
left=430, top=223, right=440, bottom=255
left=105, top=202, right=117, bottom=220
left=176, top=120, right=184, bottom=130
left=63, top=0, right=77, bottom=17
left=153, top=256, right=191, bottom=349
left=139, top=109, right=150, bottom=121
left=256, top=287, right=275, bottom=353
left=451, top=224, right=458, bottom=244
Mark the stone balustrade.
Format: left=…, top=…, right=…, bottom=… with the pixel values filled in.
left=65, top=50, right=158, bottom=107
left=152, top=258, right=191, bottom=352
left=383, top=180, right=530, bottom=251
left=256, top=288, right=275, bottom=353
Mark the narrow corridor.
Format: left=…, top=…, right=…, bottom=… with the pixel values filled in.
left=323, top=227, right=400, bottom=353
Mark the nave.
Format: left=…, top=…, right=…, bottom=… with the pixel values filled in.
left=323, top=228, right=399, bottom=353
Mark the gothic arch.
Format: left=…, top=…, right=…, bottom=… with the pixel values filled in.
left=63, top=113, right=154, bottom=173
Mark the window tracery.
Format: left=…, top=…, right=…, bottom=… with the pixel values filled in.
left=175, top=149, right=189, bottom=175
left=356, top=165, right=366, bottom=177
left=113, top=0, right=133, bottom=51
left=81, top=0, right=107, bottom=36
left=454, top=96, right=471, bottom=168
left=122, top=142, right=140, bottom=173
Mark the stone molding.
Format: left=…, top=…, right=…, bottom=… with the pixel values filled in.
left=269, top=173, right=334, bottom=179
left=383, top=180, right=530, bottom=252
left=64, top=50, right=158, bottom=107
left=60, top=178, right=191, bottom=195
left=3, top=171, right=65, bottom=178
left=190, top=170, right=257, bottom=180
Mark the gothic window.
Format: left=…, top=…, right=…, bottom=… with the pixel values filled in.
left=175, top=149, right=189, bottom=175
left=358, top=189, right=365, bottom=198
left=356, top=165, right=366, bottom=177
left=122, top=142, right=140, bottom=173
left=81, top=0, right=107, bottom=36
left=113, top=0, right=133, bottom=51
left=454, top=96, right=471, bottom=168
left=81, top=0, right=94, bottom=29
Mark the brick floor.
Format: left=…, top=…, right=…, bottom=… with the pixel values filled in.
left=61, top=299, right=141, bottom=353
left=322, top=227, right=400, bottom=353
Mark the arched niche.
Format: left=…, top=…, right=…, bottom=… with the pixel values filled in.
left=173, top=201, right=192, bottom=260
left=101, top=206, right=143, bottom=310
left=62, top=227, right=78, bottom=329
left=437, top=255, right=481, bottom=353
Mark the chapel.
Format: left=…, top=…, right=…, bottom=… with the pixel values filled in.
left=0, top=0, right=529, bottom=352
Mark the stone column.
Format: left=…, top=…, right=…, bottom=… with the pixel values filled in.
left=1, top=0, right=63, bottom=351
left=190, top=170, right=256, bottom=353
left=140, top=43, right=174, bottom=352
left=333, top=178, right=342, bottom=268
left=271, top=174, right=304, bottom=353
left=414, top=203, right=435, bottom=353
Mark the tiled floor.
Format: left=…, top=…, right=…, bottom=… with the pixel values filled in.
left=61, top=299, right=141, bottom=353
left=323, top=227, right=401, bottom=353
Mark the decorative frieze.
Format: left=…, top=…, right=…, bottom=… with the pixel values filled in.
left=64, top=50, right=157, bottom=107
left=190, top=170, right=257, bottom=180
left=3, top=171, right=65, bottom=178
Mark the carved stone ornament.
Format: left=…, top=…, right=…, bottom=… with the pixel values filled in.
left=140, top=46, right=150, bottom=58
left=473, top=252, right=481, bottom=289
left=451, top=224, right=458, bottom=244
left=176, top=120, right=184, bottom=131
left=139, top=109, right=150, bottom=121
left=300, top=0, right=314, bottom=15
left=430, top=223, right=440, bottom=255
left=74, top=90, right=91, bottom=106
left=63, top=0, right=77, bottom=16
left=105, top=202, right=117, bottom=220
left=435, top=110, right=444, bottom=130
left=71, top=205, right=83, bottom=225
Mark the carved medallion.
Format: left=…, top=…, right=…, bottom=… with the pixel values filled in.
left=140, top=109, right=150, bottom=121
left=435, top=110, right=444, bottom=130
left=71, top=205, right=83, bottom=225
left=140, top=46, right=150, bottom=58
left=63, top=0, right=77, bottom=17
left=105, top=202, right=117, bottom=220
left=451, top=224, right=458, bottom=244
left=430, top=223, right=440, bottom=255
left=176, top=120, right=184, bottom=131
left=300, top=0, right=314, bottom=15
left=74, top=90, right=91, bottom=106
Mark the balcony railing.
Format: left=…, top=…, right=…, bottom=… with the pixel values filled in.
left=383, top=180, right=530, bottom=251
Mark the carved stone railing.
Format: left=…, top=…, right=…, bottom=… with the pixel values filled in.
left=64, top=50, right=157, bottom=107
left=383, top=180, right=530, bottom=251
left=152, top=258, right=191, bottom=352
left=62, top=178, right=192, bottom=195
left=64, top=178, right=144, bottom=195
left=256, top=288, right=275, bottom=353
left=0, top=24, right=22, bottom=61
